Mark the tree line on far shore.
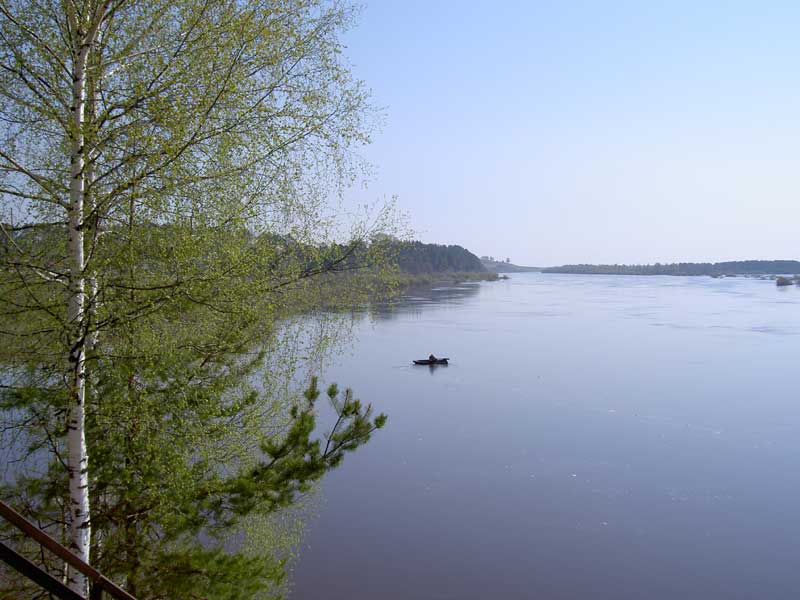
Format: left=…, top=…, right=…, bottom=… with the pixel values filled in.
left=389, top=241, right=487, bottom=275
left=542, top=260, right=800, bottom=276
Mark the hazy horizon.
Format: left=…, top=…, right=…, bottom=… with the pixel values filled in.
left=342, top=1, right=800, bottom=266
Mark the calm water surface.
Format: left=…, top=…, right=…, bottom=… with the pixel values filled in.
left=291, top=273, right=800, bottom=599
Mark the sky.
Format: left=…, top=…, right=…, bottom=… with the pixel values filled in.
left=340, top=0, right=800, bottom=266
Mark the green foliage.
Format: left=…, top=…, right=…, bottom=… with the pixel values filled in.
left=4, top=362, right=386, bottom=598
left=0, top=0, right=395, bottom=596
left=144, top=548, right=287, bottom=600
left=384, top=240, right=488, bottom=275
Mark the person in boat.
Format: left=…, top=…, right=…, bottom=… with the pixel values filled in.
left=428, top=353, right=437, bottom=362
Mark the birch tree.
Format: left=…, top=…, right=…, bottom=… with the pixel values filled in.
left=0, top=0, right=389, bottom=595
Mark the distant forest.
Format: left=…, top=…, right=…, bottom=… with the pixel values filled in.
left=391, top=241, right=486, bottom=274
left=481, top=258, right=541, bottom=273
left=542, top=260, right=800, bottom=276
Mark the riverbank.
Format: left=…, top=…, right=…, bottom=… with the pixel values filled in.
left=480, top=258, right=541, bottom=273
left=395, top=271, right=501, bottom=288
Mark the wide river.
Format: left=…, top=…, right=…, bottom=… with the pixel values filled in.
left=291, top=273, right=800, bottom=599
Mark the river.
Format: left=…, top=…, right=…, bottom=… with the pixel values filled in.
left=291, top=273, right=800, bottom=599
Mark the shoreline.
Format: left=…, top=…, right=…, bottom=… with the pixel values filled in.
left=395, top=271, right=502, bottom=289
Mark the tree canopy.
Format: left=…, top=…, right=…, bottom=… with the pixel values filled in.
left=0, top=0, right=391, bottom=597
left=389, top=241, right=486, bottom=275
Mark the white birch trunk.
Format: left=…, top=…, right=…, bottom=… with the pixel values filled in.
left=64, top=5, right=110, bottom=591
left=66, top=35, right=91, bottom=596
left=85, top=45, right=102, bottom=565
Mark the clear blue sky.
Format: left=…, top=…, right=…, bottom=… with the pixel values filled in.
left=341, top=0, right=800, bottom=266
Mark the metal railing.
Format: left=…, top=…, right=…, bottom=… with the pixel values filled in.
left=0, top=500, right=137, bottom=600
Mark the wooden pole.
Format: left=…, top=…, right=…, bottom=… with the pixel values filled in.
left=0, top=541, right=86, bottom=600
left=0, top=500, right=136, bottom=600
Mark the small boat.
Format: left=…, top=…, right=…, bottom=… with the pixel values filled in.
left=413, top=358, right=449, bottom=365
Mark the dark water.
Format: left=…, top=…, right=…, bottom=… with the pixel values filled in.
left=291, top=273, right=800, bottom=600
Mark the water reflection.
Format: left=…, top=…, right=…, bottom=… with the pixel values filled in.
left=367, top=281, right=483, bottom=321
left=413, top=362, right=449, bottom=375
